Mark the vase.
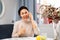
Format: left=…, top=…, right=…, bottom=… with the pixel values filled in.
left=53, top=20, right=60, bottom=40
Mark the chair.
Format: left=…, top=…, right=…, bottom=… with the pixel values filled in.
left=0, top=24, right=13, bottom=39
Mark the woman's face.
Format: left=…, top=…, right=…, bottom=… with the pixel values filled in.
left=20, top=9, right=29, bottom=19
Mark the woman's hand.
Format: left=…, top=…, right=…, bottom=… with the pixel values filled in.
left=18, top=28, right=26, bottom=36
left=29, top=12, right=34, bottom=22
left=29, top=12, right=36, bottom=29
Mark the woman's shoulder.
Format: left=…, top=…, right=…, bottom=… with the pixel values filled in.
left=14, top=20, right=22, bottom=24
left=32, top=20, right=37, bottom=25
left=34, top=20, right=37, bottom=23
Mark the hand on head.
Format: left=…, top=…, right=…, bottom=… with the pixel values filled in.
left=28, top=12, right=33, bottom=21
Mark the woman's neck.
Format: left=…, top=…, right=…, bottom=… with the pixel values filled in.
left=22, top=18, right=30, bottom=23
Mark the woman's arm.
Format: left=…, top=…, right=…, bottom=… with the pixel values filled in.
left=12, top=21, right=26, bottom=37
left=31, top=20, right=40, bottom=35
left=12, top=22, right=19, bottom=38
left=29, top=13, right=40, bottom=35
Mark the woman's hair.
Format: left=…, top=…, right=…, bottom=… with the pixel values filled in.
left=18, top=6, right=29, bottom=16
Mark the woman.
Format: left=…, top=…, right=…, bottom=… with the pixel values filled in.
left=12, top=6, right=40, bottom=37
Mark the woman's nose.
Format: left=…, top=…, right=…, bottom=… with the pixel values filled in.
left=24, top=14, right=26, bottom=16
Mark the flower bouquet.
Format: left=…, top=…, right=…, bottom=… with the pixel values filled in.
left=41, top=5, right=60, bottom=23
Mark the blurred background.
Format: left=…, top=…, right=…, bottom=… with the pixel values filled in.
left=0, top=0, right=60, bottom=39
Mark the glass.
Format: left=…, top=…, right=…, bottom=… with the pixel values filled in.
left=40, top=33, right=47, bottom=40
left=40, top=33, right=47, bottom=37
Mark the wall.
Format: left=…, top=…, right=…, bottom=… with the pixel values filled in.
left=0, top=0, right=19, bottom=24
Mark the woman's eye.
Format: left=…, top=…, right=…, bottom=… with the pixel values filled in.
left=22, top=13, right=24, bottom=15
left=25, top=12, right=27, bottom=14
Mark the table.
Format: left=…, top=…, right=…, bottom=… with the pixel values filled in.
left=2, top=37, right=53, bottom=40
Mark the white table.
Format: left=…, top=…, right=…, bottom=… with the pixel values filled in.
left=2, top=37, right=53, bottom=40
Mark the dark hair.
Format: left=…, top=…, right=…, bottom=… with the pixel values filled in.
left=18, top=6, right=29, bottom=16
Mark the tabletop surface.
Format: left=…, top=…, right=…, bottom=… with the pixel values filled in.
left=2, top=37, right=53, bottom=40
